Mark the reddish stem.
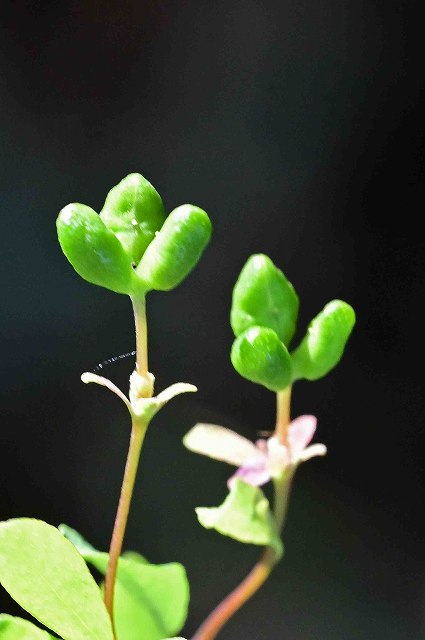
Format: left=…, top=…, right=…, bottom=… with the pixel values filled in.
left=191, top=547, right=277, bottom=640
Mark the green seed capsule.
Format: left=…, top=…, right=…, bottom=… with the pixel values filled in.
left=100, top=173, right=166, bottom=264
left=291, top=299, right=356, bottom=381
left=136, top=204, right=212, bottom=291
left=57, top=203, right=135, bottom=294
left=231, top=326, right=292, bottom=392
left=231, top=254, right=299, bottom=346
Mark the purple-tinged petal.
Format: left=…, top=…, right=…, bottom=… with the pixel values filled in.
left=298, top=443, right=327, bottom=462
left=184, top=424, right=264, bottom=467
left=228, top=461, right=271, bottom=488
left=288, top=415, right=317, bottom=457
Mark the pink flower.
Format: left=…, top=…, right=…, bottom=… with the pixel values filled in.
left=183, top=415, right=326, bottom=487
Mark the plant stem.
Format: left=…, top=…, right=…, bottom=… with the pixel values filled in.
left=104, top=294, right=151, bottom=635
left=273, top=474, right=293, bottom=534
left=191, top=547, right=277, bottom=640
left=104, top=418, right=147, bottom=635
left=132, top=294, right=149, bottom=379
left=275, top=386, right=292, bottom=445
left=191, top=387, right=293, bottom=640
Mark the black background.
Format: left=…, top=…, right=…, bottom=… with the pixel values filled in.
left=0, top=2, right=424, bottom=639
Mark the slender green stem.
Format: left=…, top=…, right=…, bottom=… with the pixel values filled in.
left=104, top=418, right=147, bottom=635
left=275, top=386, right=292, bottom=445
left=191, top=388, right=293, bottom=640
left=104, top=293, right=150, bottom=635
left=132, top=294, right=149, bottom=379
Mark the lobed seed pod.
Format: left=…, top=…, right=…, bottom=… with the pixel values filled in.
left=100, top=173, right=165, bottom=264
left=290, top=299, right=356, bottom=381
left=231, top=254, right=299, bottom=347
left=57, top=203, right=135, bottom=294
left=231, top=326, right=292, bottom=392
left=136, top=204, right=212, bottom=291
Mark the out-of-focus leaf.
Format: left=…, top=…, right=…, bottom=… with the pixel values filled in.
left=195, top=479, right=283, bottom=558
left=0, top=519, right=113, bottom=640
left=0, top=615, right=54, bottom=639
left=60, top=525, right=189, bottom=640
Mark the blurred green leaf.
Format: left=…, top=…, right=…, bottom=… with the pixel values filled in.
left=60, top=525, right=189, bottom=640
left=0, top=615, right=54, bottom=639
left=196, top=479, right=283, bottom=558
left=0, top=519, right=113, bottom=640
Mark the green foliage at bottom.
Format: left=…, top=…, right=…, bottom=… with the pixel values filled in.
left=60, top=525, right=189, bottom=640
left=0, top=615, right=54, bottom=639
left=0, top=519, right=113, bottom=640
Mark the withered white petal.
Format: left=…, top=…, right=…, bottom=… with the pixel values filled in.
left=298, top=443, right=327, bottom=462
left=184, top=423, right=264, bottom=467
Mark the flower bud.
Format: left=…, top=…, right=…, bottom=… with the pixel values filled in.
left=291, top=299, right=356, bottom=381
left=136, top=204, right=212, bottom=291
left=231, top=254, right=299, bottom=346
left=100, top=173, right=165, bottom=264
left=231, top=326, right=292, bottom=392
left=57, top=203, right=135, bottom=294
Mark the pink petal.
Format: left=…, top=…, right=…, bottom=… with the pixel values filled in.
left=288, top=415, right=317, bottom=457
left=228, top=461, right=271, bottom=488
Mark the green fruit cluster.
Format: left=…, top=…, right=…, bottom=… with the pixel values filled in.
left=56, top=173, right=355, bottom=391
left=230, top=255, right=355, bottom=390
left=57, top=173, right=212, bottom=295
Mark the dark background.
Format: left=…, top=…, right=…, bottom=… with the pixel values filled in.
left=0, top=1, right=424, bottom=638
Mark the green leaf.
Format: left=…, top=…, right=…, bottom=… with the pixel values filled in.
left=136, top=204, right=212, bottom=291
left=230, top=326, right=292, bottom=391
left=60, top=525, right=189, bottom=640
left=196, top=479, right=283, bottom=559
left=100, top=173, right=166, bottom=264
left=291, top=299, right=356, bottom=381
left=231, top=254, right=299, bottom=346
left=57, top=203, right=135, bottom=294
left=0, top=615, right=54, bottom=639
left=0, top=519, right=113, bottom=640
